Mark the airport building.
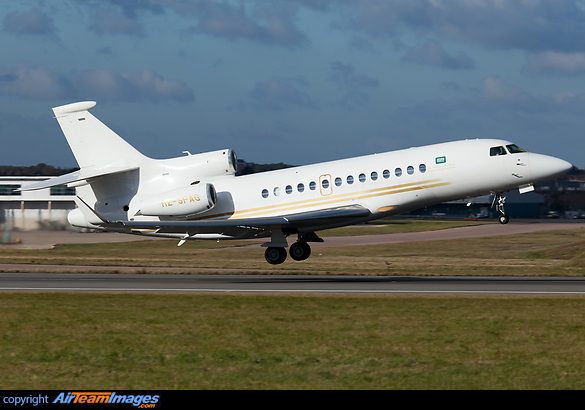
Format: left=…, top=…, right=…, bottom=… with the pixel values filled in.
left=411, top=190, right=547, bottom=219
left=0, top=176, right=76, bottom=231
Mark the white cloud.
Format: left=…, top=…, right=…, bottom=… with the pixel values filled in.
left=403, top=40, right=475, bottom=70
left=339, top=0, right=585, bottom=53
left=246, top=77, right=317, bottom=110
left=524, top=51, right=585, bottom=76
left=3, top=8, right=56, bottom=37
left=171, top=0, right=309, bottom=48
left=481, top=76, right=531, bottom=102
left=89, top=9, right=145, bottom=36
left=0, top=62, right=194, bottom=103
left=0, top=63, right=67, bottom=99
left=326, top=61, right=379, bottom=110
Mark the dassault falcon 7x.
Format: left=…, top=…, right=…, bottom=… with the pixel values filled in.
left=23, top=101, right=572, bottom=264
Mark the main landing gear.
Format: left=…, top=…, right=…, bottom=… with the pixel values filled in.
left=264, top=242, right=312, bottom=265
left=264, top=232, right=322, bottom=265
left=493, top=192, right=510, bottom=224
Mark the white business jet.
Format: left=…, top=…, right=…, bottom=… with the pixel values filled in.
left=23, top=101, right=572, bottom=264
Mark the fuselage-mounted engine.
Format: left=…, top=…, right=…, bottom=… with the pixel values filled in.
left=138, top=182, right=217, bottom=218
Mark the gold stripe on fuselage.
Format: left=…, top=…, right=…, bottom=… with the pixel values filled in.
left=186, top=178, right=452, bottom=222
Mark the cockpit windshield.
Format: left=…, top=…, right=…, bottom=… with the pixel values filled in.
left=490, top=146, right=507, bottom=156
left=490, top=144, right=527, bottom=156
left=506, top=144, right=526, bottom=154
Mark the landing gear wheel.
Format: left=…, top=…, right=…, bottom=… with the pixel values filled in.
left=289, top=242, right=311, bottom=261
left=498, top=214, right=510, bottom=224
left=265, top=247, right=287, bottom=265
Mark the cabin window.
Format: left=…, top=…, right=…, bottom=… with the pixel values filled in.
left=309, top=181, right=317, bottom=190
left=383, top=169, right=390, bottom=179
left=407, top=166, right=414, bottom=175
left=297, top=183, right=305, bottom=193
left=359, top=173, right=366, bottom=182
left=347, top=175, right=354, bottom=184
left=490, top=146, right=507, bottom=156
left=262, top=189, right=269, bottom=198
left=335, top=177, right=342, bottom=187
left=371, top=171, right=378, bottom=181
left=50, top=185, right=76, bottom=196
left=506, top=144, right=526, bottom=154
left=0, top=185, right=21, bottom=196
left=419, top=164, right=427, bottom=173
left=395, top=168, right=402, bottom=177
left=273, top=187, right=281, bottom=196
left=285, top=185, right=293, bottom=194
left=322, top=179, right=330, bottom=189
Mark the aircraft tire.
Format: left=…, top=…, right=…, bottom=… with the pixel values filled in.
left=265, top=247, right=287, bottom=265
left=289, top=242, right=311, bottom=261
left=498, top=214, right=510, bottom=224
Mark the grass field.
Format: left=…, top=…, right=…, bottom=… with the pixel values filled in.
left=2, top=220, right=585, bottom=389
left=2, top=293, right=585, bottom=389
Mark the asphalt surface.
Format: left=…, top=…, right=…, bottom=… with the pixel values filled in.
left=2, top=272, right=585, bottom=295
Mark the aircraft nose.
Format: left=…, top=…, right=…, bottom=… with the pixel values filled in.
left=529, top=153, right=573, bottom=183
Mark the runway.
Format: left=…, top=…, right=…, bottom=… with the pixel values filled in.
left=2, top=272, right=585, bottom=295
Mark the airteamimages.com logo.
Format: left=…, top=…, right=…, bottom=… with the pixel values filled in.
left=3, top=392, right=160, bottom=408
left=53, top=392, right=159, bottom=407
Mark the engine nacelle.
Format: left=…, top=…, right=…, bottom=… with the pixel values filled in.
left=139, top=183, right=217, bottom=217
left=185, top=149, right=237, bottom=179
left=203, top=149, right=237, bottom=178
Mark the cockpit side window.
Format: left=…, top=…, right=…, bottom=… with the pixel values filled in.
left=490, top=146, right=507, bottom=156
left=506, top=144, right=526, bottom=154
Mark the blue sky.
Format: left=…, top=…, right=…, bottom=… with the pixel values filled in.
left=2, top=0, right=585, bottom=168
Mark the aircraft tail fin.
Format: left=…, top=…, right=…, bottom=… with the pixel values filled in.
left=52, top=101, right=147, bottom=169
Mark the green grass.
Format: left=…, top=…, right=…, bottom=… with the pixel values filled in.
left=2, top=293, right=585, bottom=389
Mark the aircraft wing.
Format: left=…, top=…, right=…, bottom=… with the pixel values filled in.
left=118, top=204, right=371, bottom=236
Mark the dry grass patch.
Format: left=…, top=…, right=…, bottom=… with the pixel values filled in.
left=1, top=223, right=584, bottom=276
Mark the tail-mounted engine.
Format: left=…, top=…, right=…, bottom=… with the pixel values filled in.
left=188, top=149, right=237, bottom=179
left=139, top=183, right=217, bottom=218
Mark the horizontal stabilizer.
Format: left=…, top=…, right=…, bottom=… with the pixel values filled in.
left=19, top=165, right=139, bottom=191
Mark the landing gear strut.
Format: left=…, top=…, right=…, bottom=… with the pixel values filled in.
left=493, top=192, right=509, bottom=224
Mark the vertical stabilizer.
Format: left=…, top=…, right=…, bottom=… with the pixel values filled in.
left=52, top=101, right=147, bottom=169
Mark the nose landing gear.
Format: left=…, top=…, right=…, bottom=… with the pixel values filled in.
left=493, top=192, right=510, bottom=224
